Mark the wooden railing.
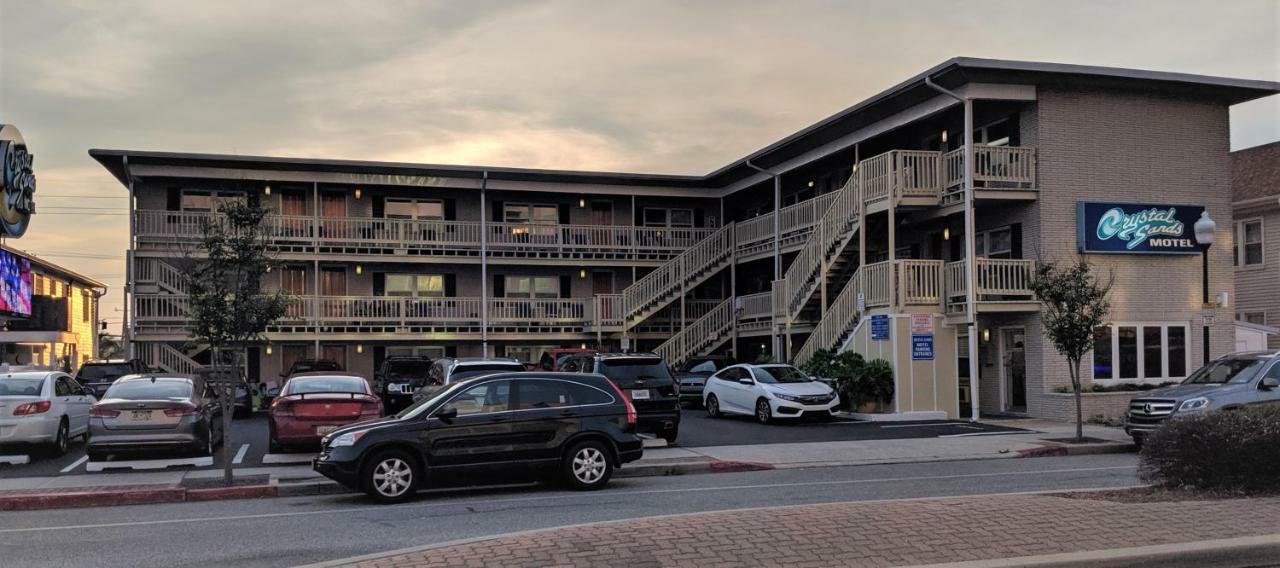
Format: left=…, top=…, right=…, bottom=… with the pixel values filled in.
left=737, top=292, right=773, bottom=320
left=895, top=150, right=944, bottom=198
left=140, top=342, right=200, bottom=376
left=896, top=260, right=944, bottom=306
left=794, top=266, right=862, bottom=366
left=735, top=191, right=841, bottom=257
left=593, top=295, right=625, bottom=329
left=943, top=258, right=1036, bottom=304
left=654, top=298, right=733, bottom=367
left=616, top=222, right=735, bottom=327
left=860, top=152, right=893, bottom=205
left=861, top=261, right=891, bottom=308
left=780, top=176, right=861, bottom=320
left=945, top=146, right=1037, bottom=189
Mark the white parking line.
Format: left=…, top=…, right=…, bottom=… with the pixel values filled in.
left=879, top=422, right=970, bottom=429
left=937, top=431, right=1020, bottom=438
left=86, top=457, right=214, bottom=472
left=232, top=444, right=250, bottom=464
left=0, top=454, right=30, bottom=466
left=261, top=453, right=314, bottom=464
left=60, top=455, right=89, bottom=473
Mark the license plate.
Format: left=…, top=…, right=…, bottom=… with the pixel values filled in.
left=630, top=389, right=650, bottom=400
left=130, top=410, right=152, bottom=421
left=316, top=425, right=339, bottom=435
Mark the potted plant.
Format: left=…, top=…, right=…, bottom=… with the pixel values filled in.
left=855, top=359, right=894, bottom=413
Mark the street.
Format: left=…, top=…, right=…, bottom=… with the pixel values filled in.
left=0, top=453, right=1139, bottom=567
left=0, top=410, right=1029, bottom=478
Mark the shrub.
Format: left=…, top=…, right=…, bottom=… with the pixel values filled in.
left=1052, top=381, right=1178, bottom=394
left=1139, top=405, right=1280, bottom=493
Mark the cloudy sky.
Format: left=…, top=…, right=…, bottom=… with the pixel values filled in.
left=1, top=0, right=1277, bottom=331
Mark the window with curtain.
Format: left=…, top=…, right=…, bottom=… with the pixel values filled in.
left=385, top=274, right=444, bottom=297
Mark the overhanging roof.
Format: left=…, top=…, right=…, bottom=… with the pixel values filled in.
left=91, top=57, right=1280, bottom=191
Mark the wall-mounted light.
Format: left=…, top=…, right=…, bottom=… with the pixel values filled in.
left=578, top=197, right=586, bottom=208
left=580, top=343, right=587, bottom=350
left=807, top=180, right=815, bottom=188
left=355, top=265, right=363, bottom=275
left=264, top=184, right=272, bottom=196
left=356, top=344, right=364, bottom=354
left=354, top=188, right=363, bottom=200
left=265, top=265, right=272, bottom=273
left=941, top=130, right=948, bottom=144
left=981, top=329, right=991, bottom=343
left=266, top=344, right=273, bottom=355
left=943, top=227, right=951, bottom=241
left=579, top=269, right=587, bottom=279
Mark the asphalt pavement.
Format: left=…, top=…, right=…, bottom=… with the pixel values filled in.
left=0, top=453, right=1140, bottom=567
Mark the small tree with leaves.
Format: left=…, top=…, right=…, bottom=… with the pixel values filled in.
left=185, top=201, right=291, bottom=484
left=1029, top=260, right=1112, bottom=442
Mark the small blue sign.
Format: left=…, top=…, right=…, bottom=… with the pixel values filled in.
left=1076, top=202, right=1205, bottom=255
left=911, top=334, right=934, bottom=361
left=870, top=315, right=889, bottom=341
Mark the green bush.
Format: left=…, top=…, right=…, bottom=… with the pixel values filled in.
left=800, top=351, right=893, bottom=410
left=1052, top=381, right=1178, bottom=394
left=1139, top=405, right=1280, bottom=493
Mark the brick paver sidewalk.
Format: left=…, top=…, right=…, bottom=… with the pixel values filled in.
left=338, top=493, right=1280, bottom=567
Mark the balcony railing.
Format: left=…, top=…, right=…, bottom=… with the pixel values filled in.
left=735, top=191, right=840, bottom=258
left=944, top=146, right=1037, bottom=190
left=944, top=258, right=1037, bottom=308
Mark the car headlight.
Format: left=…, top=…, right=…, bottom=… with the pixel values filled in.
left=1178, top=397, right=1210, bottom=412
left=772, top=392, right=803, bottom=402
left=329, top=430, right=367, bottom=447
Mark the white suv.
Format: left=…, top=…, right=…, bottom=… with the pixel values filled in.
left=702, top=364, right=839, bottom=424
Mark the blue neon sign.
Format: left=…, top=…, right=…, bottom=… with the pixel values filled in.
left=1076, top=202, right=1205, bottom=255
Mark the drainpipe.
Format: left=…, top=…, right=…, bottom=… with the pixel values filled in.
left=925, top=76, right=981, bottom=422
left=480, top=171, right=489, bottom=355
left=744, top=159, right=784, bottom=362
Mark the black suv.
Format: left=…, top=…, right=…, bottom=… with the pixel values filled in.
left=75, top=359, right=150, bottom=398
left=313, top=372, right=644, bottom=503
left=562, top=353, right=680, bottom=443
left=375, top=356, right=435, bottom=413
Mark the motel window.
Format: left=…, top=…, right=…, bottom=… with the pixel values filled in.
left=82, top=292, right=90, bottom=322
left=973, top=226, right=1013, bottom=259
left=1234, top=219, right=1263, bottom=267
left=1237, top=312, right=1267, bottom=325
left=385, top=274, right=444, bottom=298
left=643, top=208, right=694, bottom=228
left=1092, top=323, right=1189, bottom=382
left=181, top=190, right=244, bottom=212
left=386, top=198, right=444, bottom=220
left=280, top=267, right=307, bottom=295
left=505, top=345, right=558, bottom=365
left=504, top=203, right=558, bottom=225
left=504, top=276, right=558, bottom=299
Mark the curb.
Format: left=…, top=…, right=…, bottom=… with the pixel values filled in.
left=1017, top=440, right=1135, bottom=458
left=903, top=533, right=1280, bottom=568
left=0, top=486, right=187, bottom=511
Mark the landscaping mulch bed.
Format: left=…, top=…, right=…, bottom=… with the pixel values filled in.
left=1060, top=486, right=1280, bottom=504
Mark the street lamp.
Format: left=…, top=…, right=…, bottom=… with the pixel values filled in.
left=1193, top=211, right=1216, bottom=365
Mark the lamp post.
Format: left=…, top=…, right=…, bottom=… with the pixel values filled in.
left=1193, top=211, right=1216, bottom=365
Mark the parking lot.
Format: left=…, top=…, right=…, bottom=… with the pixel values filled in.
left=0, top=408, right=1028, bottom=479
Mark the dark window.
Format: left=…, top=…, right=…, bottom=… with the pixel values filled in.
left=447, top=380, right=511, bottom=416
left=54, top=377, right=73, bottom=396
left=106, top=379, right=193, bottom=400
left=286, top=376, right=368, bottom=395
left=1117, top=326, right=1138, bottom=379
left=0, top=378, right=44, bottom=396
left=1168, top=327, right=1187, bottom=377
left=1143, top=326, right=1163, bottom=379
left=515, top=380, right=574, bottom=409
left=1092, top=327, right=1113, bottom=379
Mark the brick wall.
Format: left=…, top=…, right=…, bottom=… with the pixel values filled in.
left=1039, top=391, right=1136, bottom=423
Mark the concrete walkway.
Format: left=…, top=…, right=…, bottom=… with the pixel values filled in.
left=319, top=492, right=1280, bottom=568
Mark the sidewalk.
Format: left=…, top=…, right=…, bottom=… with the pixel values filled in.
left=320, top=492, right=1280, bottom=567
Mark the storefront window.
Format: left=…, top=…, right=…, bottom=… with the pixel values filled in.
left=1092, top=327, right=1112, bottom=377
left=1118, top=326, right=1138, bottom=379
left=1093, top=323, right=1189, bottom=381
left=1143, top=326, right=1163, bottom=379
left=1168, top=327, right=1186, bottom=378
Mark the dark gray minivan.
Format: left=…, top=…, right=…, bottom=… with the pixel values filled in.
left=1125, top=351, right=1280, bottom=445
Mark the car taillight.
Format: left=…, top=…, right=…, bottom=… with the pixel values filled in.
left=89, top=406, right=119, bottom=418
left=359, top=395, right=382, bottom=415
left=13, top=400, right=52, bottom=416
left=272, top=397, right=294, bottom=416
left=605, top=379, right=637, bottom=426
left=164, top=404, right=199, bottom=417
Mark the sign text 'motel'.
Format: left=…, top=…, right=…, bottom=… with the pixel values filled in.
left=1076, top=202, right=1204, bottom=255
left=911, top=335, right=934, bottom=360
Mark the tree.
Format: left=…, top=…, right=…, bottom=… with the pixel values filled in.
left=1029, top=260, right=1112, bottom=442
left=98, top=334, right=124, bottom=360
left=184, top=201, right=292, bottom=484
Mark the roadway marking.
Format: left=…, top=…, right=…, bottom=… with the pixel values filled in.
left=232, top=444, right=250, bottom=465
left=0, top=464, right=1137, bottom=535
left=938, top=431, right=1027, bottom=438
left=262, top=453, right=314, bottom=464
left=60, top=456, right=89, bottom=473
left=85, top=457, right=214, bottom=472
left=879, top=422, right=971, bottom=428
left=0, top=454, right=30, bottom=466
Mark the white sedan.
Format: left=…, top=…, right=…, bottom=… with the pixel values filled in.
left=0, top=371, right=96, bottom=455
left=702, top=364, right=839, bottom=424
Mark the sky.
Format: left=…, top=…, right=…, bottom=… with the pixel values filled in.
left=1, top=0, right=1277, bottom=332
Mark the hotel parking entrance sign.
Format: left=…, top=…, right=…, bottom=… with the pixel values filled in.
left=1076, top=202, right=1204, bottom=255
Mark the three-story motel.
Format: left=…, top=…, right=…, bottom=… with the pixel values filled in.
left=92, top=58, right=1278, bottom=421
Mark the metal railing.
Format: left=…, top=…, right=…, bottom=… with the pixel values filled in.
left=653, top=298, right=734, bottom=367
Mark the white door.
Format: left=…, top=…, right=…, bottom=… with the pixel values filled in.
left=55, top=375, right=92, bottom=436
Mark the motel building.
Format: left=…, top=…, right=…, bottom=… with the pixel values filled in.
left=91, top=58, right=1278, bottom=421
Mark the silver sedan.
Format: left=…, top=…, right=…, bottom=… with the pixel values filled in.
left=87, top=375, right=225, bottom=460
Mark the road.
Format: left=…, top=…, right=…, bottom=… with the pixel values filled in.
left=0, top=453, right=1140, bottom=567
left=0, top=411, right=1028, bottom=478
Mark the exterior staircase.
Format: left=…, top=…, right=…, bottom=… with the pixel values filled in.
left=595, top=222, right=737, bottom=330
left=653, top=298, right=734, bottom=367
left=140, top=342, right=200, bottom=375
left=778, top=175, right=862, bottom=323
left=793, top=267, right=864, bottom=366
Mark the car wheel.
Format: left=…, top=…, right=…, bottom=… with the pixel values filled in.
left=755, top=398, right=773, bottom=425
left=705, top=394, right=721, bottom=418
left=662, top=426, right=679, bottom=445
left=362, top=450, right=420, bottom=504
left=200, top=430, right=215, bottom=457
left=563, top=440, right=613, bottom=490
left=48, top=419, right=69, bottom=457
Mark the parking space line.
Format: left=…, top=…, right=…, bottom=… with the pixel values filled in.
left=232, top=444, right=250, bottom=464
left=0, top=454, right=30, bottom=466
left=86, top=457, right=214, bottom=472
left=262, top=453, right=314, bottom=465
left=938, top=431, right=1021, bottom=438
left=60, top=455, right=89, bottom=473
left=879, top=422, right=970, bottom=429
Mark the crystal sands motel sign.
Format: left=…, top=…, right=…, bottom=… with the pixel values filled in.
left=1076, top=202, right=1205, bottom=255
left=0, top=124, right=36, bottom=238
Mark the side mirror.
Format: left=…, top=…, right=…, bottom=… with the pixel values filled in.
left=266, top=387, right=281, bottom=397
left=435, top=405, right=458, bottom=421
left=738, top=378, right=754, bottom=386
left=1261, top=377, right=1279, bottom=390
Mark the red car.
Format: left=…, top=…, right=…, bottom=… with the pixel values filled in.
left=269, top=372, right=382, bottom=451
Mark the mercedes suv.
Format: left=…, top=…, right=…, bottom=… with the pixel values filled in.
left=1125, top=351, right=1280, bottom=446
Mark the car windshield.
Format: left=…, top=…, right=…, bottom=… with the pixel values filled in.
left=1182, top=357, right=1268, bottom=385
left=288, top=376, right=367, bottom=395
left=77, top=364, right=133, bottom=381
left=0, top=378, right=44, bottom=396
left=292, top=361, right=340, bottom=374
left=107, top=380, right=193, bottom=400
left=753, top=366, right=812, bottom=384
left=385, top=362, right=431, bottom=380
left=600, top=358, right=672, bottom=380
left=687, top=360, right=718, bottom=373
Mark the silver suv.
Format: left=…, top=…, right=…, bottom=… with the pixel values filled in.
left=1125, top=351, right=1280, bottom=445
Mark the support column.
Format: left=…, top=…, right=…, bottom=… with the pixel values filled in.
left=312, top=182, right=321, bottom=357
left=480, top=172, right=490, bottom=356
left=963, top=98, right=980, bottom=422
left=124, top=156, right=135, bottom=360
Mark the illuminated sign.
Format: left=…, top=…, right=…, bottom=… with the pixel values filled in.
left=0, top=124, right=36, bottom=238
left=1076, top=202, right=1204, bottom=255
